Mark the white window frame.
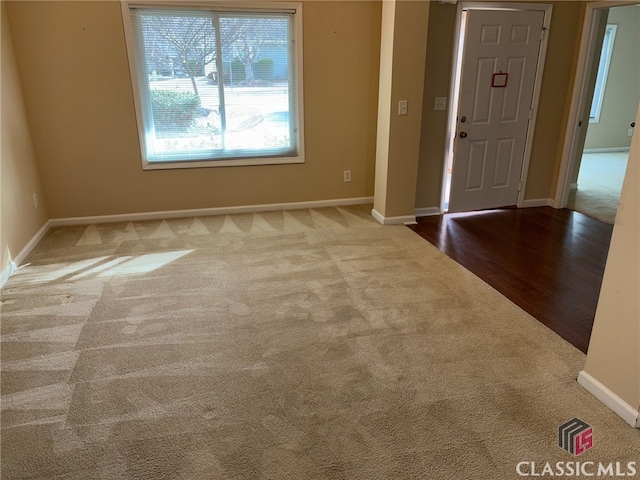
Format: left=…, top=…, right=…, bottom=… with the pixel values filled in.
left=589, top=23, right=617, bottom=124
left=121, top=1, right=304, bottom=170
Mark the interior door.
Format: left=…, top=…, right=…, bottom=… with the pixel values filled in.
left=449, top=9, right=545, bottom=213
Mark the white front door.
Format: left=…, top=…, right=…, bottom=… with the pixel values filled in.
left=449, top=9, right=545, bottom=213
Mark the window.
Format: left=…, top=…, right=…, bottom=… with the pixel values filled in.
left=589, top=24, right=617, bottom=123
left=121, top=2, right=303, bottom=169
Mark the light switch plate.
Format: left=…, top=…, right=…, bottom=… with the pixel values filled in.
left=434, top=97, right=447, bottom=111
left=398, top=100, right=408, bottom=116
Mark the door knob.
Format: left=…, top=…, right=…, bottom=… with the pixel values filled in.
left=459, top=131, right=468, bottom=138
left=631, top=122, right=636, bottom=128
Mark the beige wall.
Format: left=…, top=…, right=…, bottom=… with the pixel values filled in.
left=374, top=0, right=430, bottom=220
left=373, top=0, right=395, bottom=218
left=5, top=1, right=381, bottom=219
left=583, top=104, right=640, bottom=412
left=1, top=2, right=49, bottom=280
left=416, top=1, right=585, bottom=209
left=4, top=0, right=589, bottom=218
left=584, top=5, right=640, bottom=151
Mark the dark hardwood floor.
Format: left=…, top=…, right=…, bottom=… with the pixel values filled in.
left=408, top=207, right=613, bottom=353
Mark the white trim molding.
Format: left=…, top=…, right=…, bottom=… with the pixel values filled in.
left=1, top=220, right=51, bottom=289
left=583, top=147, right=631, bottom=154
left=49, top=197, right=374, bottom=227
left=415, top=207, right=441, bottom=218
left=371, top=209, right=416, bottom=226
left=577, top=371, right=640, bottom=428
left=1, top=261, right=17, bottom=289
left=14, top=221, right=51, bottom=266
left=521, top=198, right=554, bottom=208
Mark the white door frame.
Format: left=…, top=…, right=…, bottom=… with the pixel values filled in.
left=553, top=0, right=640, bottom=209
left=441, top=2, right=553, bottom=213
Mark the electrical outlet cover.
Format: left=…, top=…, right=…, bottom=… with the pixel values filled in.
left=434, top=97, right=447, bottom=111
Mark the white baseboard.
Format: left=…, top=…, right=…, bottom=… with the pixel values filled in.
left=371, top=209, right=416, bottom=226
left=0, top=220, right=51, bottom=289
left=50, top=197, right=375, bottom=227
left=14, top=220, right=51, bottom=266
left=415, top=207, right=441, bottom=217
left=577, top=371, right=639, bottom=428
left=520, top=198, right=553, bottom=208
left=583, top=147, right=630, bottom=154
left=2, top=198, right=375, bottom=288
left=1, top=261, right=17, bottom=289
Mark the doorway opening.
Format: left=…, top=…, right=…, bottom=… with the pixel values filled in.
left=565, top=5, right=639, bottom=225
left=441, top=3, right=552, bottom=214
left=555, top=1, right=640, bottom=218
left=442, top=10, right=466, bottom=212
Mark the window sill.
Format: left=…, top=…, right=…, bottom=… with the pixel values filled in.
left=142, top=155, right=305, bottom=170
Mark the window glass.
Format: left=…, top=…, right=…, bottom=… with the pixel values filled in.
left=590, top=24, right=617, bottom=123
left=123, top=4, right=303, bottom=168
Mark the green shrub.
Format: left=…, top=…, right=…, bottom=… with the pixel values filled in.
left=254, top=58, right=274, bottom=81
left=150, top=90, right=201, bottom=133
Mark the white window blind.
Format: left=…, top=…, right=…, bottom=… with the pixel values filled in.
left=124, top=3, right=302, bottom=168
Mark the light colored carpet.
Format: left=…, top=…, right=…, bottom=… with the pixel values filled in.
left=1, top=205, right=638, bottom=479
left=568, top=151, right=629, bottom=225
